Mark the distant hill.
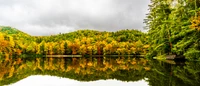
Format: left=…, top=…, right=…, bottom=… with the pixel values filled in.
left=0, top=26, right=29, bottom=35
left=0, top=26, right=33, bottom=41
left=34, top=29, right=146, bottom=43
left=0, top=26, right=146, bottom=43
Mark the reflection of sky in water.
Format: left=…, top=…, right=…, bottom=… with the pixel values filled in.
left=9, top=75, right=149, bottom=86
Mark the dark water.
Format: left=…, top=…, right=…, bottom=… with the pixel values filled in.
left=0, top=57, right=199, bottom=86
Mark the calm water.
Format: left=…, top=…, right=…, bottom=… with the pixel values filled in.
left=0, top=57, right=199, bottom=86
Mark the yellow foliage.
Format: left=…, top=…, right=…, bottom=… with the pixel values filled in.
left=36, top=58, right=43, bottom=71
left=131, top=61, right=137, bottom=65
left=144, top=67, right=151, bottom=71
left=0, top=63, right=7, bottom=80
left=49, top=58, right=55, bottom=70
left=60, top=58, right=65, bottom=71
left=190, top=12, right=200, bottom=30
left=116, top=59, right=123, bottom=64
left=18, top=64, right=27, bottom=70
left=66, top=66, right=72, bottom=72
left=16, top=58, right=22, bottom=64
left=80, top=63, right=85, bottom=68
left=82, top=37, right=87, bottom=43
left=79, top=45, right=87, bottom=54
left=16, top=49, right=22, bottom=55
left=87, top=62, right=93, bottom=67
left=8, top=66, right=15, bottom=78
left=130, top=47, right=136, bottom=51
left=75, top=68, right=80, bottom=74
left=5, top=53, right=10, bottom=61
left=0, top=33, right=4, bottom=41
left=60, top=42, right=65, bottom=54
left=143, top=45, right=150, bottom=49
left=8, top=36, right=15, bottom=47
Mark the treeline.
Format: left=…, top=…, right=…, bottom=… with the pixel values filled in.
left=145, top=0, right=200, bottom=60
left=0, top=27, right=149, bottom=58
left=1, top=0, right=200, bottom=60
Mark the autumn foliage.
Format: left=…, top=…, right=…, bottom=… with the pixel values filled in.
left=0, top=27, right=149, bottom=58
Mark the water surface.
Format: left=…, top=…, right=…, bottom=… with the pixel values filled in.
left=0, top=57, right=199, bottom=86
left=10, top=75, right=148, bottom=86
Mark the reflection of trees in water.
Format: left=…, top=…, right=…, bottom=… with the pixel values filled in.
left=173, top=62, right=200, bottom=86
left=0, top=57, right=199, bottom=86
left=0, top=57, right=150, bottom=85
left=147, top=60, right=200, bottom=86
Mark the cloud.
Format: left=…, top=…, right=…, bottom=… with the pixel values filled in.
left=0, top=0, right=150, bottom=36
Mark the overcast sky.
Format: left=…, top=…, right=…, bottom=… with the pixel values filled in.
left=0, top=0, right=150, bottom=36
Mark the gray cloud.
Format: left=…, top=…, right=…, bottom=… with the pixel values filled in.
left=0, top=0, right=150, bottom=36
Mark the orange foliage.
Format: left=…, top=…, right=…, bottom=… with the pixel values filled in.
left=190, top=12, right=200, bottom=30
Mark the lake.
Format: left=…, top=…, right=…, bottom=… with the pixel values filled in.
left=0, top=56, right=199, bottom=86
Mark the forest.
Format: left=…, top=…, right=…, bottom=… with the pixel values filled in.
left=0, top=0, right=200, bottom=60
left=0, top=26, right=149, bottom=58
